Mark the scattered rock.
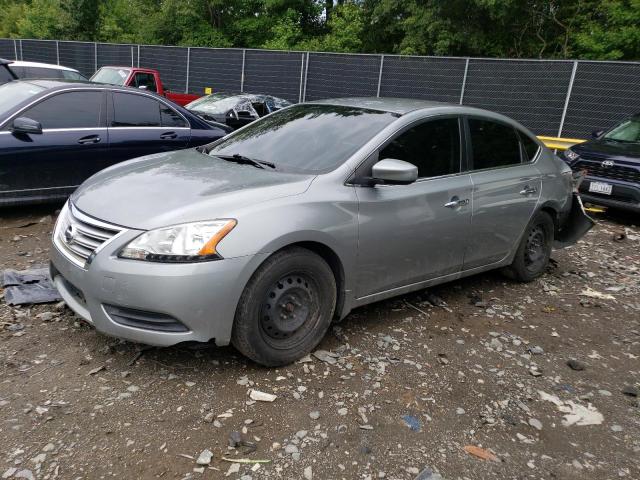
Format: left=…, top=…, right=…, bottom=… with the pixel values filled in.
left=284, top=444, right=299, bottom=455
left=566, top=359, right=586, bottom=371
left=312, top=350, right=338, bottom=365
left=196, top=449, right=213, bottom=465
left=249, top=390, right=277, bottom=402
left=303, top=466, right=313, bottom=480
left=528, top=418, right=543, bottom=430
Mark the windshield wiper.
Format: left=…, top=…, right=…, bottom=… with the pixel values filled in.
left=214, top=154, right=276, bottom=170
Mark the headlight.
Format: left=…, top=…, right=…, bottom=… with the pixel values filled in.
left=564, top=149, right=580, bottom=162
left=119, top=219, right=236, bottom=262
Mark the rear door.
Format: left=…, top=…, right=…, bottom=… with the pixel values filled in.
left=0, top=89, right=108, bottom=201
left=107, top=91, right=190, bottom=163
left=463, top=117, right=542, bottom=270
left=355, top=116, right=472, bottom=298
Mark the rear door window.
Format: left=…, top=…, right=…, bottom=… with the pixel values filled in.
left=380, top=118, right=461, bottom=179
left=112, top=92, right=161, bottom=127
left=23, top=91, right=102, bottom=129
left=469, top=118, right=522, bottom=169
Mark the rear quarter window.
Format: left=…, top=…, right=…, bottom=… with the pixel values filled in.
left=520, top=132, right=541, bottom=162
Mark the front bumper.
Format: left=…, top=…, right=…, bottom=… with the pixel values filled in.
left=50, top=230, right=266, bottom=347
left=578, top=177, right=640, bottom=212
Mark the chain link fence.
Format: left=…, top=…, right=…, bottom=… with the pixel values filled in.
left=1, top=38, right=639, bottom=138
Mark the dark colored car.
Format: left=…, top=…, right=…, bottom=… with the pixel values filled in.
left=562, top=114, right=640, bottom=212
left=0, top=80, right=232, bottom=206
left=185, top=92, right=292, bottom=130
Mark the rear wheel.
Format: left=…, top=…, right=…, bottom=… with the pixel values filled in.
left=502, top=211, right=554, bottom=282
left=231, top=247, right=336, bottom=366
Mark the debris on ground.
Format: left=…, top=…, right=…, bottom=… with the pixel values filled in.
left=1, top=207, right=638, bottom=479
left=1, top=266, right=61, bottom=305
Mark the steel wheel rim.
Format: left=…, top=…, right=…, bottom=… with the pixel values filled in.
left=260, top=273, right=320, bottom=350
left=524, top=225, right=547, bottom=272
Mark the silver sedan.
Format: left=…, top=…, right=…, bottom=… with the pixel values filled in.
left=50, top=98, right=592, bottom=366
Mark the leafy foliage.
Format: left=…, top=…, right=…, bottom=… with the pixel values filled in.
left=1, top=0, right=639, bottom=60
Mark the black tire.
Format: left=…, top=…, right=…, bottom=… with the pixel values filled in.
left=502, top=211, right=554, bottom=282
left=231, top=247, right=336, bottom=367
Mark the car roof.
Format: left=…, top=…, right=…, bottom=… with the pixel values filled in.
left=9, top=60, right=80, bottom=73
left=306, top=97, right=453, bottom=115
left=11, top=79, right=99, bottom=89
left=198, top=92, right=279, bottom=102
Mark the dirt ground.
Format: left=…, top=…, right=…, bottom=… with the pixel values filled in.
left=1, top=203, right=639, bottom=480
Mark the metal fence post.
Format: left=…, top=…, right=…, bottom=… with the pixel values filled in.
left=19, top=39, right=22, bottom=60
left=302, top=52, right=310, bottom=102
left=13, top=39, right=17, bottom=60
left=56, top=40, right=60, bottom=64
left=130, top=46, right=134, bottom=67
left=298, top=53, right=305, bottom=103
left=459, top=58, right=470, bottom=104
left=94, top=42, right=97, bottom=71
left=557, top=61, right=578, bottom=137
left=137, top=45, right=140, bottom=67
left=240, top=49, right=246, bottom=92
left=376, top=55, right=385, bottom=97
left=185, top=47, right=191, bottom=94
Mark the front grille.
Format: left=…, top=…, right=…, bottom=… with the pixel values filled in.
left=574, top=160, right=640, bottom=183
left=54, top=203, right=123, bottom=268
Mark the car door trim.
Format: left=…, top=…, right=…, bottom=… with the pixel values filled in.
left=1, top=184, right=80, bottom=194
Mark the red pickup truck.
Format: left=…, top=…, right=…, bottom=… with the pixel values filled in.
left=90, top=66, right=201, bottom=106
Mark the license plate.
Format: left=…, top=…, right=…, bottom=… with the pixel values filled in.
left=588, top=181, right=612, bottom=195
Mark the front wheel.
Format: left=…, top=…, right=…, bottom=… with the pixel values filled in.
left=502, top=211, right=554, bottom=282
left=231, top=247, right=336, bottom=367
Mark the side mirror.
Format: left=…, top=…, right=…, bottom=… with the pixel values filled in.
left=592, top=129, right=604, bottom=138
left=371, top=159, right=418, bottom=185
left=12, top=117, right=42, bottom=135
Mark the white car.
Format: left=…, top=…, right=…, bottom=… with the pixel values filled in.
left=0, top=60, right=87, bottom=84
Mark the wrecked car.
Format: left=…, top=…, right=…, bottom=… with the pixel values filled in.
left=185, top=92, right=292, bottom=130
left=50, top=98, right=593, bottom=366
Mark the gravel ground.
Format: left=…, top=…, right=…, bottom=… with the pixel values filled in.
left=1, top=204, right=639, bottom=480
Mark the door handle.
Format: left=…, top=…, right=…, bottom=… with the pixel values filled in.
left=77, top=135, right=101, bottom=145
left=444, top=197, right=469, bottom=208
left=519, top=185, right=538, bottom=195
left=160, top=131, right=178, bottom=140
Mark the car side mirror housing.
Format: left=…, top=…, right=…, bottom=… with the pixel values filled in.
left=592, top=129, right=604, bottom=138
left=12, top=116, right=42, bottom=135
left=371, top=159, right=418, bottom=185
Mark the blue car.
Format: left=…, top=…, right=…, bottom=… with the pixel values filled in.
left=562, top=114, right=640, bottom=213
left=0, top=79, right=231, bottom=206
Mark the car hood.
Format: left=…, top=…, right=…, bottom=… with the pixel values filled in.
left=72, top=149, right=314, bottom=230
left=573, top=139, right=640, bottom=162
